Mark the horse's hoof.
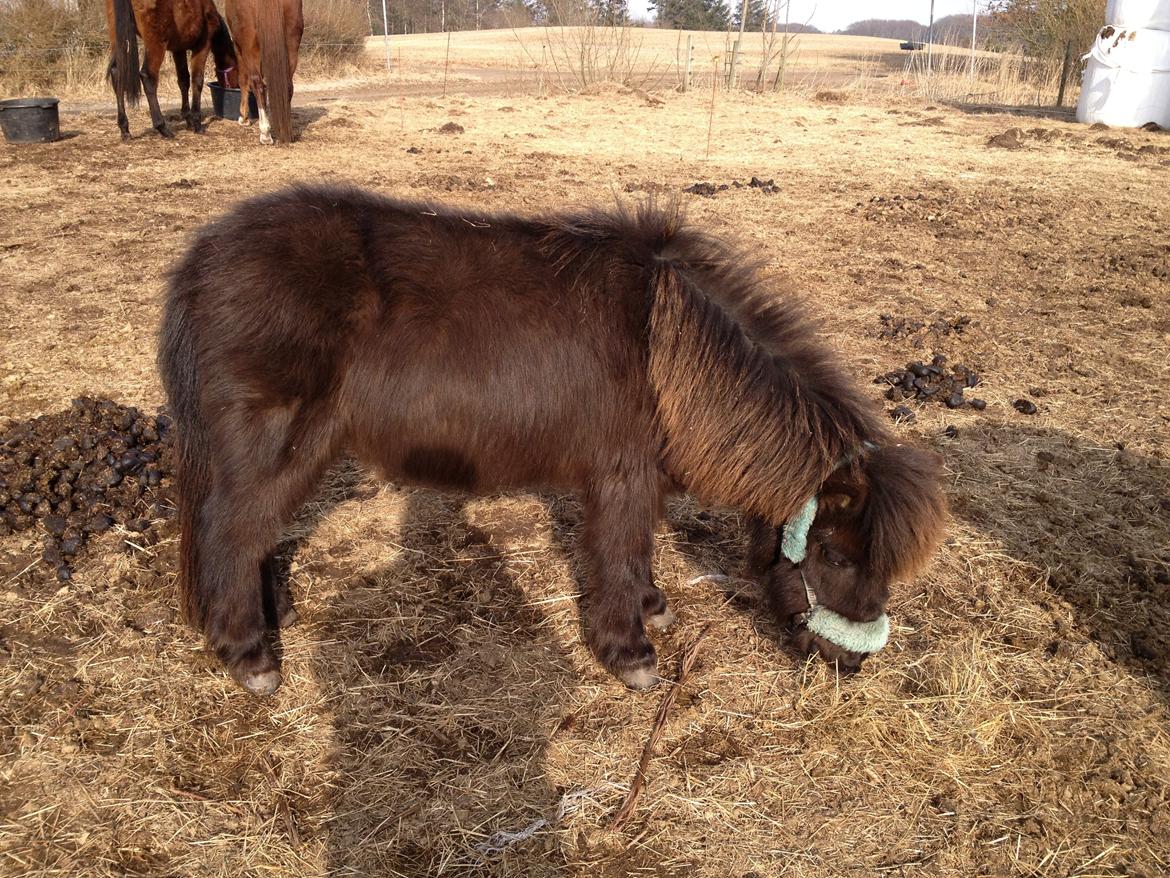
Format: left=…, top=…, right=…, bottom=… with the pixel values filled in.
left=240, top=668, right=282, bottom=697
left=619, top=665, right=662, bottom=690
left=237, top=116, right=249, bottom=126
left=277, top=606, right=299, bottom=629
left=260, top=133, right=274, bottom=146
left=646, top=606, right=677, bottom=630
left=156, top=125, right=175, bottom=139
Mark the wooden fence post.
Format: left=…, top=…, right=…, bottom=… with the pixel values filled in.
left=1056, top=39, right=1073, bottom=107
left=684, top=34, right=694, bottom=92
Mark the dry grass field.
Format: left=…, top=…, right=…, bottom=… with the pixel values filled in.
left=1, top=30, right=1169, bottom=878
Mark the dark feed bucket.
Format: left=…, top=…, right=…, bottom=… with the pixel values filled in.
left=0, top=98, right=60, bottom=144
left=208, top=83, right=259, bottom=120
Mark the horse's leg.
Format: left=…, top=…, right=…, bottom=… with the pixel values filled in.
left=109, top=54, right=130, bottom=140
left=582, top=464, right=664, bottom=689
left=172, top=49, right=191, bottom=130
left=237, top=66, right=251, bottom=126
left=252, top=72, right=273, bottom=145
left=139, top=41, right=172, bottom=138
left=188, top=44, right=210, bottom=133
left=197, top=404, right=337, bottom=695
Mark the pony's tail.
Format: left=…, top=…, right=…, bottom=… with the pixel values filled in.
left=109, top=0, right=141, bottom=107
left=258, top=1, right=293, bottom=143
left=647, top=262, right=875, bottom=525
left=158, top=276, right=212, bottom=630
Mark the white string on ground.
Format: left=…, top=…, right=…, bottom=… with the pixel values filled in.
left=686, top=572, right=754, bottom=587
left=473, top=784, right=617, bottom=857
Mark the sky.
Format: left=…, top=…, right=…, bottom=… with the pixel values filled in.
left=629, top=1, right=982, bottom=32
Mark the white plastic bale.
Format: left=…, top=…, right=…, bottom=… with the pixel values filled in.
left=1076, top=26, right=1170, bottom=128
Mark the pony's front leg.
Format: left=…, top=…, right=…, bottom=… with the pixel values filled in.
left=582, top=467, right=665, bottom=689
left=238, top=76, right=252, bottom=126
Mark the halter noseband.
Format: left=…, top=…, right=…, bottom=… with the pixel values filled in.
left=781, top=442, right=891, bottom=655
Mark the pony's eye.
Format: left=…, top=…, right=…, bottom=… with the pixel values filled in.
left=821, top=544, right=852, bottom=568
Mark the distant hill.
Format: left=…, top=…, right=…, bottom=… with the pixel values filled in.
left=839, top=15, right=1012, bottom=49
left=839, top=19, right=928, bottom=41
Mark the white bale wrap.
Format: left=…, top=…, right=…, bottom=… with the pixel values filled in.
left=1106, top=0, right=1170, bottom=31
left=1077, top=26, right=1170, bottom=128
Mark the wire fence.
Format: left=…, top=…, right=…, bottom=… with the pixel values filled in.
left=1, top=23, right=1078, bottom=110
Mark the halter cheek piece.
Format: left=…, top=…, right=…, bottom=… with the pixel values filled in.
left=780, top=443, right=891, bottom=655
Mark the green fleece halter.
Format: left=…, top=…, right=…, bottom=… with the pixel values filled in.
left=781, top=446, right=890, bottom=655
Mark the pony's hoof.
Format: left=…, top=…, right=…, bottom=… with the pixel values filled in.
left=277, top=606, right=299, bottom=629
left=156, top=124, right=175, bottom=139
left=619, top=665, right=662, bottom=690
left=597, top=637, right=659, bottom=690
left=237, top=116, right=248, bottom=126
left=646, top=606, right=677, bottom=630
left=260, top=132, right=274, bottom=146
left=240, top=668, right=282, bottom=697
left=119, top=130, right=131, bottom=142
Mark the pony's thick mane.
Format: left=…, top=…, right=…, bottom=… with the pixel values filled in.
left=538, top=201, right=887, bottom=526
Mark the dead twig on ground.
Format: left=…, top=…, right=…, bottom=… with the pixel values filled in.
left=610, top=625, right=710, bottom=831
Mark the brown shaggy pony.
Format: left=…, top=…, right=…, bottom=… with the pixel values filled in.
left=105, top=0, right=238, bottom=139
left=159, top=184, right=946, bottom=696
left=223, top=0, right=303, bottom=144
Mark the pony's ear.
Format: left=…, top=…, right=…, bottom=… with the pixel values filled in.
left=819, top=491, right=857, bottom=512
left=817, top=470, right=869, bottom=522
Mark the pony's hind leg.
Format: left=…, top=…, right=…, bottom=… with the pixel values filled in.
left=251, top=73, right=273, bottom=145
left=195, top=403, right=337, bottom=695
left=582, top=465, right=664, bottom=689
left=108, top=55, right=130, bottom=139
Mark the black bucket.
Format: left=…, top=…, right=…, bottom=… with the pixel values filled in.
left=208, top=83, right=259, bottom=120
left=0, top=97, right=60, bottom=143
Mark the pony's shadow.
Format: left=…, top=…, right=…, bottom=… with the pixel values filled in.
left=946, top=421, right=1170, bottom=702
left=277, top=469, right=575, bottom=873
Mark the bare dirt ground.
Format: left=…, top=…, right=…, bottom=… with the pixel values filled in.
left=1, top=46, right=1169, bottom=878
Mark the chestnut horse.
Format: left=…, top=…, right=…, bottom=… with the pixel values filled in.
left=159, top=185, right=947, bottom=697
left=224, top=0, right=304, bottom=144
left=105, top=0, right=238, bottom=139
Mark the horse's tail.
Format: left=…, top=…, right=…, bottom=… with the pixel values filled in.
left=108, top=0, right=141, bottom=107
left=646, top=254, right=883, bottom=526
left=258, top=0, right=293, bottom=143
left=158, top=265, right=212, bottom=630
